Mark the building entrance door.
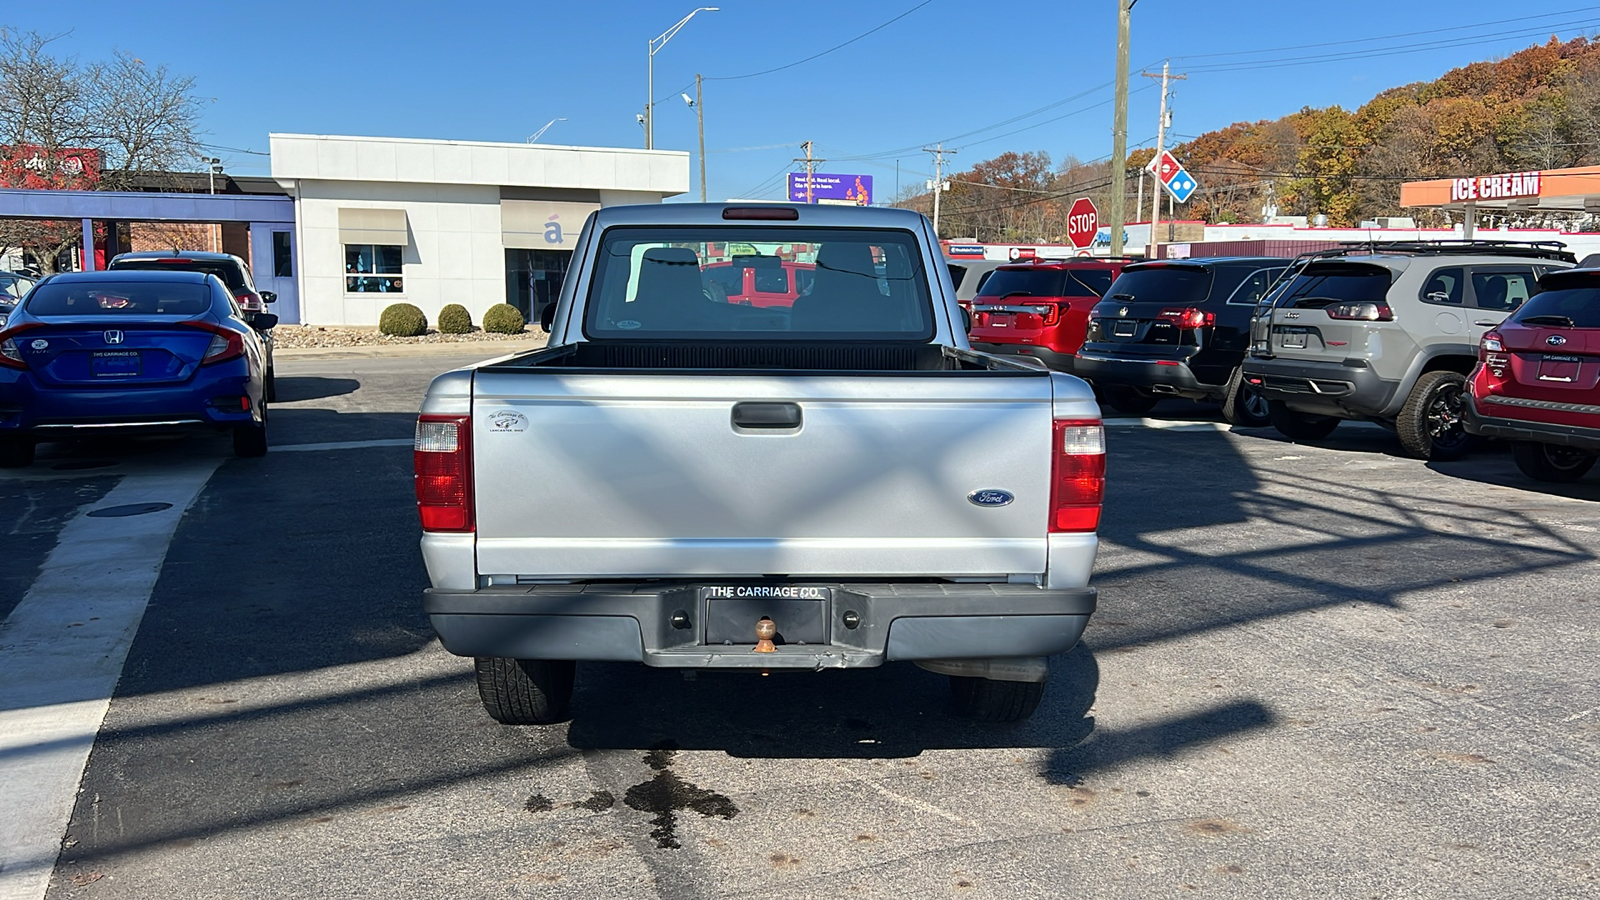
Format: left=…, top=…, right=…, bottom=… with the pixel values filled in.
left=505, top=249, right=570, bottom=325
left=251, top=225, right=299, bottom=323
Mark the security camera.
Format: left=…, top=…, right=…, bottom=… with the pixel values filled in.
left=636, top=113, right=646, bottom=124
left=682, top=93, right=695, bottom=108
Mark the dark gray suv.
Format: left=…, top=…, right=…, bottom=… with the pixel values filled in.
left=1242, top=241, right=1575, bottom=459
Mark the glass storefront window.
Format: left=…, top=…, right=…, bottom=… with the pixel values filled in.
left=345, top=244, right=403, bottom=293
left=505, top=248, right=571, bottom=322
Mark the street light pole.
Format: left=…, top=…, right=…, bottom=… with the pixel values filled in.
left=647, top=7, right=718, bottom=151
left=690, top=75, right=706, bottom=201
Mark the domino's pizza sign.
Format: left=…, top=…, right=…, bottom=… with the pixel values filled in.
left=1150, top=150, right=1200, bottom=204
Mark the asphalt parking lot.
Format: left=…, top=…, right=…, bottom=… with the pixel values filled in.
left=2, top=351, right=1597, bottom=900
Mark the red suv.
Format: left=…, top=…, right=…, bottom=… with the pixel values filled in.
left=967, top=258, right=1130, bottom=371
left=1465, top=267, right=1600, bottom=481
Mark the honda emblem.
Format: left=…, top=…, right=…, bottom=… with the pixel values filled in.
left=104, top=330, right=124, bottom=344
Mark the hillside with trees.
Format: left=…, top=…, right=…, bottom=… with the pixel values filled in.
left=900, top=36, right=1600, bottom=241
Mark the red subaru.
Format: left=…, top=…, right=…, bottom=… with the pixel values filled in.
left=967, top=258, right=1129, bottom=371
left=1465, top=267, right=1600, bottom=481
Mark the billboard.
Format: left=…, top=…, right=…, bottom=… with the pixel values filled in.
left=788, top=172, right=872, bottom=205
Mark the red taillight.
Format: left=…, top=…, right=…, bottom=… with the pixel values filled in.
left=414, top=415, right=474, bottom=532
left=1029, top=303, right=1061, bottom=326
left=185, top=321, right=245, bottom=365
left=235, top=292, right=262, bottom=311
left=1480, top=331, right=1508, bottom=377
left=1324, top=301, right=1394, bottom=321
left=0, top=323, right=44, bottom=370
left=1158, top=307, right=1214, bottom=329
left=1050, top=420, right=1105, bottom=533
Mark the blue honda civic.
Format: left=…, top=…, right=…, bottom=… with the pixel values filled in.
left=0, top=269, right=274, bottom=467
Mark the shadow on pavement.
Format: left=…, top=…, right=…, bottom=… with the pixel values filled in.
left=271, top=375, right=360, bottom=403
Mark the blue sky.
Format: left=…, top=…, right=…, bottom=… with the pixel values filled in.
left=9, top=1, right=1599, bottom=200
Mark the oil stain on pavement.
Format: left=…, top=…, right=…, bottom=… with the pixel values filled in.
left=622, top=741, right=738, bottom=849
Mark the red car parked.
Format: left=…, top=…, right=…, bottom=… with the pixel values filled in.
left=702, top=257, right=815, bottom=308
left=1465, top=267, right=1600, bottom=481
left=966, top=258, right=1131, bottom=371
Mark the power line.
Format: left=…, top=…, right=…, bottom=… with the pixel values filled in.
left=1173, top=5, right=1600, bottom=62
left=1185, top=19, right=1600, bottom=74
left=703, top=0, right=934, bottom=82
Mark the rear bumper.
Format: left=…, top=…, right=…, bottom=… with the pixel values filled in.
left=1072, top=348, right=1214, bottom=399
left=0, top=362, right=259, bottom=435
left=424, top=582, right=1096, bottom=669
left=970, top=342, right=1078, bottom=372
left=1241, top=356, right=1397, bottom=418
left=1463, top=395, right=1600, bottom=451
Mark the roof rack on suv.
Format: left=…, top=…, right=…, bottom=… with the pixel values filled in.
left=1286, top=239, right=1575, bottom=264
left=1016, top=255, right=1141, bottom=264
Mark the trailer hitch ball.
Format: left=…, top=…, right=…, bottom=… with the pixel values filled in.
left=753, top=616, right=777, bottom=653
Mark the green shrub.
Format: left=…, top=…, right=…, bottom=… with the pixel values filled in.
left=482, top=303, right=526, bottom=335
left=438, top=303, right=473, bottom=334
left=378, top=302, right=428, bottom=337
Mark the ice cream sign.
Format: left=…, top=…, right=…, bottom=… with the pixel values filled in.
left=1450, top=170, right=1541, bottom=202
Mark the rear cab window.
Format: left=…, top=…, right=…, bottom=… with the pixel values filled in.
left=584, top=226, right=933, bottom=339
left=23, top=280, right=212, bottom=316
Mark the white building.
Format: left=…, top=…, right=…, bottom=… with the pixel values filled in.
left=269, top=134, right=689, bottom=327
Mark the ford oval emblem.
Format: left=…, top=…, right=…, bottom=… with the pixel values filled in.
left=1547, top=334, right=1568, bottom=346
left=968, top=489, right=1015, bottom=508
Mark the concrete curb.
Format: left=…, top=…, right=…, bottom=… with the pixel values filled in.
left=273, top=338, right=548, bottom=359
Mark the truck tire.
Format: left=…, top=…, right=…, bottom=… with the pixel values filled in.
left=1221, top=366, right=1271, bottom=427
left=1104, top=385, right=1159, bottom=416
left=0, top=437, right=35, bottom=468
left=1268, top=400, right=1340, bottom=441
left=475, top=657, right=575, bottom=725
left=950, top=676, right=1045, bottom=723
left=1512, top=441, right=1598, bottom=482
left=1396, top=370, right=1472, bottom=461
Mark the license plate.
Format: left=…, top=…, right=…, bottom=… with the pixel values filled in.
left=1280, top=330, right=1307, bottom=349
left=698, top=585, right=832, bottom=602
left=1112, top=321, right=1136, bottom=337
left=92, top=351, right=141, bottom=377
left=1539, top=355, right=1580, bottom=383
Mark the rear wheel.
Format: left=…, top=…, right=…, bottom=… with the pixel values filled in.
left=1268, top=401, right=1341, bottom=441
left=232, top=417, right=268, bottom=458
left=1221, top=366, right=1271, bottom=427
left=1397, top=370, right=1472, bottom=460
left=475, top=657, right=576, bottom=725
left=0, top=437, right=35, bottom=468
left=1512, top=441, right=1598, bottom=482
left=1104, top=385, right=1159, bottom=416
left=950, top=675, right=1045, bottom=723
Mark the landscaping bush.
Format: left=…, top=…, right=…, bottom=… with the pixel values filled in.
left=438, top=303, right=473, bottom=334
left=482, top=303, right=526, bottom=335
left=378, top=302, right=428, bottom=337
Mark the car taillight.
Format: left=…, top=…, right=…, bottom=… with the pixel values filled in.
left=235, top=292, right=262, bottom=310
left=1050, top=420, right=1105, bottom=533
left=1158, top=307, right=1214, bottom=329
left=0, top=323, right=43, bottom=370
left=1325, top=301, right=1394, bottom=321
left=1481, top=331, right=1508, bottom=377
left=415, top=415, right=474, bottom=532
left=185, top=321, right=245, bottom=364
left=1029, top=304, right=1061, bottom=326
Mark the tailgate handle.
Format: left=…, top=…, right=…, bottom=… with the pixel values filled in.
left=732, top=401, right=802, bottom=430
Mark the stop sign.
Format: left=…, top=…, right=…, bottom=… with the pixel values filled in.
left=1067, top=197, right=1099, bottom=249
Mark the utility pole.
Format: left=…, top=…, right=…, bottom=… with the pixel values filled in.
left=923, top=143, right=955, bottom=236
left=1109, top=0, right=1132, bottom=256
left=794, top=141, right=825, bottom=204
left=1143, top=59, right=1185, bottom=255
left=695, top=74, right=706, bottom=201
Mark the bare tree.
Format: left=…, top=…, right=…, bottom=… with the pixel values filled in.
left=0, top=29, right=202, bottom=271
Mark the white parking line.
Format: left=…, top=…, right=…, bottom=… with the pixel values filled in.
left=0, top=461, right=219, bottom=900
left=275, top=438, right=413, bottom=452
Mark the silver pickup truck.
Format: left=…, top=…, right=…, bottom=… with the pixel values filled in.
left=413, top=203, right=1103, bottom=725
